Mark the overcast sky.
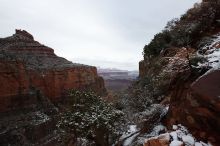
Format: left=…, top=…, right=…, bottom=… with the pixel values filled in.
left=0, top=0, right=201, bottom=70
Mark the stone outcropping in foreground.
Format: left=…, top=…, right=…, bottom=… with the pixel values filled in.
left=144, top=124, right=211, bottom=146
left=0, top=29, right=106, bottom=145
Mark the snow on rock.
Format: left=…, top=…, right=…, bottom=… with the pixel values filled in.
left=172, top=125, right=178, bottom=130
left=165, top=105, right=170, bottom=111
left=170, top=131, right=178, bottom=140
left=128, top=125, right=137, bottom=133
left=182, top=135, right=195, bottom=146
left=195, top=142, right=203, bottom=146
left=120, top=125, right=140, bottom=146
left=150, top=124, right=167, bottom=136
left=170, top=140, right=183, bottom=146
left=123, top=132, right=139, bottom=146
left=120, top=125, right=138, bottom=140
left=135, top=124, right=167, bottom=145
left=198, top=33, right=220, bottom=69
left=143, top=124, right=213, bottom=146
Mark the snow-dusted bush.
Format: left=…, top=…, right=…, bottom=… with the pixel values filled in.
left=57, top=90, right=125, bottom=146
left=125, top=75, right=168, bottom=114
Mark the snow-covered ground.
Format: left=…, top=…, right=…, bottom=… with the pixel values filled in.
left=144, top=124, right=213, bottom=146
left=123, top=132, right=139, bottom=146
left=168, top=124, right=213, bottom=146
left=198, top=33, right=220, bottom=69
left=119, top=125, right=140, bottom=146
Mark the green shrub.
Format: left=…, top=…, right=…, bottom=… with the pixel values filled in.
left=57, top=90, right=125, bottom=146
left=144, top=31, right=172, bottom=57
left=143, top=1, right=220, bottom=58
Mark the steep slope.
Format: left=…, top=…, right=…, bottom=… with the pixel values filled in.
left=166, top=34, right=220, bottom=144
left=139, top=0, right=220, bottom=145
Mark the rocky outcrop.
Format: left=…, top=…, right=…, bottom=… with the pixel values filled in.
left=0, top=29, right=106, bottom=113
left=144, top=124, right=211, bottom=146
left=166, top=68, right=220, bottom=145
left=165, top=34, right=220, bottom=145
left=144, top=133, right=170, bottom=146
left=139, top=60, right=148, bottom=78
left=0, top=94, right=62, bottom=146
left=139, top=40, right=220, bottom=145
left=137, top=1, right=220, bottom=145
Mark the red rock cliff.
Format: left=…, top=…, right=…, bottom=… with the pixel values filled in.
left=0, top=29, right=106, bottom=113
left=165, top=34, right=220, bottom=144
left=139, top=36, right=220, bottom=145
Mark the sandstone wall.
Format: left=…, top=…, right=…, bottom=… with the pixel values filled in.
left=0, top=29, right=106, bottom=113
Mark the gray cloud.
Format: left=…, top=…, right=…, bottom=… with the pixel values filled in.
left=0, top=0, right=201, bottom=70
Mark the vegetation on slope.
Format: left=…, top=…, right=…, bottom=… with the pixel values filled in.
left=57, top=90, right=125, bottom=146
left=144, top=0, right=220, bottom=58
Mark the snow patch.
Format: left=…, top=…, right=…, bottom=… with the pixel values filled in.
left=120, top=125, right=140, bottom=146
left=170, top=140, right=183, bottom=146
left=182, top=135, right=195, bottom=145
left=172, top=125, right=178, bottom=130
left=195, top=142, right=203, bottom=146
left=170, top=131, right=178, bottom=140
left=128, top=125, right=137, bottom=133
left=198, top=33, right=220, bottom=69
left=143, top=124, right=213, bottom=146
left=123, top=132, right=139, bottom=146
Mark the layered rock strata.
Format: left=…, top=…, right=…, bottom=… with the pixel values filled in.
left=0, top=29, right=106, bottom=113
left=0, top=29, right=106, bottom=145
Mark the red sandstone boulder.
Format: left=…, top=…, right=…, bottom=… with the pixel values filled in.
left=144, top=133, right=170, bottom=146
left=165, top=70, right=220, bottom=145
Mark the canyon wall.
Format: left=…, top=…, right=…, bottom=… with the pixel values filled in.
left=0, top=29, right=106, bottom=146
left=139, top=35, right=220, bottom=145
left=139, top=1, right=220, bottom=144
left=0, top=29, right=106, bottom=112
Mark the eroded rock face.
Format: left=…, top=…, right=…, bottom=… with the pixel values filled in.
left=139, top=40, right=220, bottom=145
left=165, top=35, right=220, bottom=145
left=0, top=29, right=106, bottom=145
left=0, top=29, right=106, bottom=113
left=166, top=70, right=220, bottom=144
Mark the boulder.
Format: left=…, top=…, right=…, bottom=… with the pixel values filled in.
left=144, top=133, right=170, bottom=146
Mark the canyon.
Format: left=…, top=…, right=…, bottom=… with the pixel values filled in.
left=98, top=68, right=138, bottom=92
left=0, top=29, right=106, bottom=145
left=0, top=0, right=220, bottom=146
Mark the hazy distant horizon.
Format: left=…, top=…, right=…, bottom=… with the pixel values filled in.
left=72, top=57, right=138, bottom=71
left=0, top=0, right=201, bottom=70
